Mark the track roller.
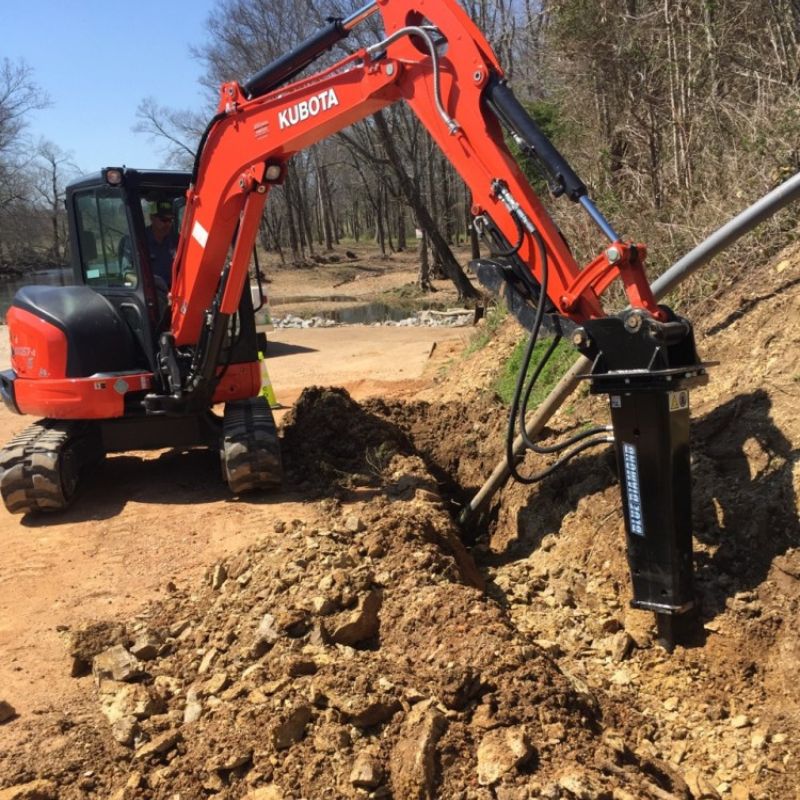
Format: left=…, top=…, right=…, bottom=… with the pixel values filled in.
left=221, top=396, right=283, bottom=495
left=0, top=420, right=103, bottom=515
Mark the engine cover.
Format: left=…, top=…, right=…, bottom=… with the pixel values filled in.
left=9, top=286, right=140, bottom=379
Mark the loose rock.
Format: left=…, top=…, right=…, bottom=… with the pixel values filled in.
left=133, top=730, right=182, bottom=760
left=92, top=645, right=144, bottom=684
left=0, top=700, right=16, bottom=724
left=326, top=690, right=400, bottom=728
left=272, top=705, right=312, bottom=750
left=611, top=630, right=634, bottom=662
left=244, top=787, right=283, bottom=800
left=476, top=726, right=533, bottom=786
left=331, top=589, right=382, bottom=646
left=110, top=716, right=139, bottom=747
left=130, top=631, right=161, bottom=661
left=184, top=687, right=203, bottom=724
left=100, top=683, right=163, bottom=724
left=0, top=780, right=58, bottom=800
left=210, top=563, right=228, bottom=590
left=684, top=770, right=721, bottom=800
left=390, top=701, right=447, bottom=800
left=350, top=751, right=384, bottom=789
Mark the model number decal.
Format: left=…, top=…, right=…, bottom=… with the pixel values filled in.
left=278, top=88, right=340, bottom=130
left=622, top=442, right=645, bottom=536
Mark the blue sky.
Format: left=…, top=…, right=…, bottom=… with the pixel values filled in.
left=3, top=0, right=221, bottom=174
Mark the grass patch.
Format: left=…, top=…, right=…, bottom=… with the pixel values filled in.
left=465, top=303, right=508, bottom=355
left=494, top=335, right=578, bottom=407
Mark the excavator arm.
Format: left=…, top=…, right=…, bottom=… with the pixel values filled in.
left=169, top=0, right=659, bottom=350
left=154, top=0, right=708, bottom=648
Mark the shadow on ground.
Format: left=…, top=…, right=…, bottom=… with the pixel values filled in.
left=486, top=389, right=799, bottom=628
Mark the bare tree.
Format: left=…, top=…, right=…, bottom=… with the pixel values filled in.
left=0, top=58, right=49, bottom=158
left=134, top=97, right=206, bottom=169
left=0, top=59, right=50, bottom=266
left=33, top=140, right=78, bottom=262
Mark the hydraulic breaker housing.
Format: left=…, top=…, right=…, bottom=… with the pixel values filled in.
left=574, top=309, right=710, bottom=648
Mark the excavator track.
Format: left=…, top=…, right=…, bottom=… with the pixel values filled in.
left=222, top=397, right=283, bottom=495
left=0, top=420, right=102, bottom=515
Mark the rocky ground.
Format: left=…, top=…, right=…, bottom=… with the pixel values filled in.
left=0, top=243, right=798, bottom=800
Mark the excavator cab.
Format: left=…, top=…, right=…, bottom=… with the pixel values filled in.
left=68, top=168, right=189, bottom=367
left=0, top=167, right=280, bottom=514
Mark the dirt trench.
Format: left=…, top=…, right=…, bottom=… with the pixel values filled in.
left=0, top=245, right=798, bottom=799
left=378, top=245, right=800, bottom=800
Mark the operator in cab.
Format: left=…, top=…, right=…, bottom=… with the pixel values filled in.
left=146, top=200, right=178, bottom=290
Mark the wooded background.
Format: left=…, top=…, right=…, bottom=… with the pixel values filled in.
left=2, top=0, right=798, bottom=302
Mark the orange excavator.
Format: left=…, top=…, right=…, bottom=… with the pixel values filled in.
left=0, top=0, right=708, bottom=644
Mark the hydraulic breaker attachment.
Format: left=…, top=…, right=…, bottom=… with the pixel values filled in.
left=573, top=308, right=711, bottom=650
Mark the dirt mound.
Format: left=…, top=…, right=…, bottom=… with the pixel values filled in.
left=2, top=391, right=693, bottom=800
left=281, top=386, right=415, bottom=491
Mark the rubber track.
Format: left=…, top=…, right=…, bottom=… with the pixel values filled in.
left=222, top=397, right=283, bottom=495
left=0, top=420, right=87, bottom=514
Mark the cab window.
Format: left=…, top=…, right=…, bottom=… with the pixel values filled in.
left=74, top=188, right=138, bottom=289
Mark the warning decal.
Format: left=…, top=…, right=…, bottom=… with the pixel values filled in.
left=669, top=390, right=689, bottom=412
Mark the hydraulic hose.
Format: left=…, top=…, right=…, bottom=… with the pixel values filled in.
left=504, top=224, right=613, bottom=484
left=460, top=171, right=800, bottom=525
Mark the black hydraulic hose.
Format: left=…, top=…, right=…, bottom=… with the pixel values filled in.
left=515, top=435, right=617, bottom=483
left=505, top=226, right=611, bottom=484
left=517, top=336, right=611, bottom=454
left=504, top=227, right=549, bottom=484
left=191, top=112, right=227, bottom=186
left=252, top=245, right=265, bottom=312
left=489, top=213, right=525, bottom=258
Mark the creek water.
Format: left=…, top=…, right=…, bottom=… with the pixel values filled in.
left=317, top=302, right=414, bottom=324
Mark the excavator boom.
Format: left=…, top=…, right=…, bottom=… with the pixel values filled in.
left=170, top=0, right=661, bottom=353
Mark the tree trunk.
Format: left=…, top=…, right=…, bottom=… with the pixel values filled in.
left=397, top=205, right=406, bottom=251
left=313, top=148, right=335, bottom=250
left=372, top=111, right=479, bottom=300
left=295, top=166, right=315, bottom=255
left=418, top=232, right=434, bottom=291
left=374, top=191, right=386, bottom=256
left=282, top=181, right=302, bottom=264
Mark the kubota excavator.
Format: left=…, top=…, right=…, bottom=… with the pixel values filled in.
left=0, top=0, right=709, bottom=645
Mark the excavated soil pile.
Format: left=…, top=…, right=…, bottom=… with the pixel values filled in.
left=1, top=391, right=694, bottom=800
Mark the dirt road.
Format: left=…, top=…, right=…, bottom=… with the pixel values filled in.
left=0, top=322, right=469, bottom=727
